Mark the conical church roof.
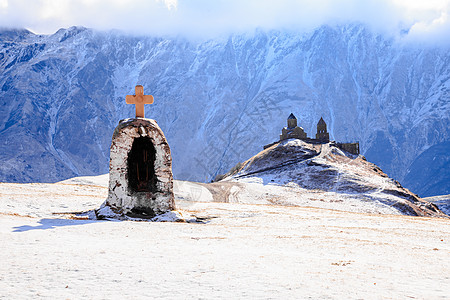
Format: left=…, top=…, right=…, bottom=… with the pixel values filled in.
left=318, top=117, right=326, bottom=125
left=288, top=113, right=296, bottom=120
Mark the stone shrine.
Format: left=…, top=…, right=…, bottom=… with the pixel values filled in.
left=98, top=85, right=175, bottom=218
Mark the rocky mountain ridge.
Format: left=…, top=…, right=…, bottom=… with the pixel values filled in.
left=0, top=25, right=449, bottom=196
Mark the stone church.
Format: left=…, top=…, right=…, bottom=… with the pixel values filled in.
left=280, top=113, right=307, bottom=140
left=278, top=113, right=359, bottom=155
left=315, top=117, right=330, bottom=142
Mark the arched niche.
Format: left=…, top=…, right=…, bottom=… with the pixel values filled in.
left=103, top=118, right=175, bottom=217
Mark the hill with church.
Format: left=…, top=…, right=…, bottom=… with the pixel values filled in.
left=203, top=114, right=445, bottom=217
left=210, top=139, right=443, bottom=216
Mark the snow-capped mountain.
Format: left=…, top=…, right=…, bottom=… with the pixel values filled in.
left=0, top=25, right=449, bottom=197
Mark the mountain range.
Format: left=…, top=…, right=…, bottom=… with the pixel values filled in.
left=0, top=24, right=449, bottom=197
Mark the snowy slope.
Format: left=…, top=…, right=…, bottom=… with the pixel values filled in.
left=0, top=175, right=449, bottom=299
left=216, top=139, right=445, bottom=217
left=0, top=25, right=449, bottom=197
left=424, top=194, right=450, bottom=216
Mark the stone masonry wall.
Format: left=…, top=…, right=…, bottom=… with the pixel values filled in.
left=104, top=118, right=175, bottom=217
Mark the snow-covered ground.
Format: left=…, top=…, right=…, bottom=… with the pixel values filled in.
left=0, top=175, right=449, bottom=298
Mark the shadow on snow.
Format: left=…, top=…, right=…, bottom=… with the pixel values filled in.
left=12, top=218, right=101, bottom=232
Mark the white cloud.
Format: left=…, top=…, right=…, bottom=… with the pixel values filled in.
left=158, top=0, right=177, bottom=10
left=0, top=0, right=7, bottom=9
left=0, top=0, right=449, bottom=45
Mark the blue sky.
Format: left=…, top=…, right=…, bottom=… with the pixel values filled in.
left=0, top=0, right=449, bottom=44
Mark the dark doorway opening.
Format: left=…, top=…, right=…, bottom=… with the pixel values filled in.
left=127, top=137, right=157, bottom=193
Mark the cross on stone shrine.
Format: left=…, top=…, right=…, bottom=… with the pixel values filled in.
left=126, top=85, right=154, bottom=118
